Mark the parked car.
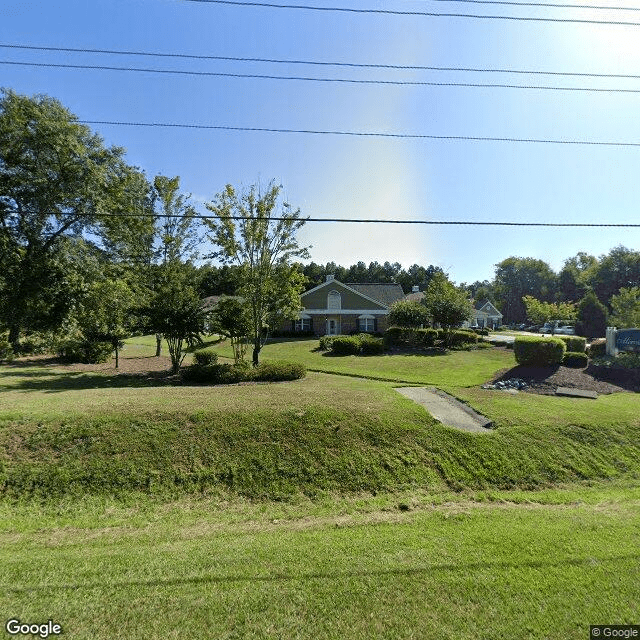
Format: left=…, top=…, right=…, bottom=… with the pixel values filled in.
left=555, top=325, right=576, bottom=335
left=539, top=323, right=555, bottom=334
left=524, top=325, right=539, bottom=332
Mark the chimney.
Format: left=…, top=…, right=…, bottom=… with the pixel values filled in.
left=412, top=285, right=420, bottom=293
left=326, top=274, right=335, bottom=282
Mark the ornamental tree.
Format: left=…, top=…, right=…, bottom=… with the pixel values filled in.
left=203, top=182, right=309, bottom=366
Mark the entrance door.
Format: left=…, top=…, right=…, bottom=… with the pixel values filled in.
left=327, top=319, right=337, bottom=335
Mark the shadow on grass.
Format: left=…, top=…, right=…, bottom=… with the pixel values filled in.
left=3, top=370, right=180, bottom=393
left=317, top=348, right=449, bottom=358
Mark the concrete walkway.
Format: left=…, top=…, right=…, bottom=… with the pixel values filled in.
left=395, top=387, right=493, bottom=433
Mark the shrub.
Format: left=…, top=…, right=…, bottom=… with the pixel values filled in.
left=318, top=335, right=336, bottom=351
left=384, top=327, right=440, bottom=348
left=181, top=363, right=247, bottom=384
left=588, top=338, right=606, bottom=358
left=387, top=299, right=430, bottom=328
left=251, top=361, right=306, bottom=381
left=330, top=336, right=362, bottom=356
left=514, top=336, right=566, bottom=366
left=181, top=360, right=306, bottom=383
left=614, top=352, right=640, bottom=369
left=563, top=351, right=589, bottom=368
left=557, top=335, right=587, bottom=353
left=57, top=339, right=113, bottom=364
left=446, top=330, right=479, bottom=348
left=358, top=334, right=384, bottom=355
left=192, top=349, right=219, bottom=367
left=0, top=335, right=13, bottom=362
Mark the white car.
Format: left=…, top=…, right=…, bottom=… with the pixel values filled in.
left=555, top=326, right=576, bottom=335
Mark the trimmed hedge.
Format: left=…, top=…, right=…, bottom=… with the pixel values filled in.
left=359, top=334, right=385, bottom=355
left=557, top=335, right=587, bottom=353
left=514, top=336, right=566, bottom=366
left=446, top=330, right=479, bottom=348
left=181, top=360, right=306, bottom=384
left=330, top=336, right=362, bottom=355
left=384, top=327, right=439, bottom=348
left=192, top=349, right=219, bottom=367
left=588, top=338, right=607, bottom=358
left=563, top=351, right=589, bottom=368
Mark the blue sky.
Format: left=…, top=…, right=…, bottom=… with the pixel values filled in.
left=3, top=0, right=640, bottom=285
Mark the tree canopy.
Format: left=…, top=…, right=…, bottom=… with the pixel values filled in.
left=0, top=89, right=153, bottom=348
left=203, top=182, right=309, bottom=366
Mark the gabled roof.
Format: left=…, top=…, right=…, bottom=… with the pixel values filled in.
left=345, top=283, right=406, bottom=307
left=405, top=290, right=425, bottom=303
left=474, top=299, right=502, bottom=316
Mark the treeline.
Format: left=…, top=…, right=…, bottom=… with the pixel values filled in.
left=461, top=249, right=640, bottom=324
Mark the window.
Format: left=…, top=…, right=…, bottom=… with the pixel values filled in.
left=295, top=318, right=311, bottom=331
left=327, top=290, right=341, bottom=310
left=359, top=316, right=375, bottom=332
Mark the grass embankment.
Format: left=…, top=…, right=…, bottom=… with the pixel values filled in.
left=1, top=356, right=639, bottom=499
left=1, top=482, right=638, bottom=640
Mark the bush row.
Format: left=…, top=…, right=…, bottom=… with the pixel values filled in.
left=556, top=335, right=587, bottom=353
left=182, top=360, right=306, bottom=384
left=514, top=336, right=566, bottom=366
left=384, top=327, right=442, bottom=348
left=328, top=334, right=385, bottom=356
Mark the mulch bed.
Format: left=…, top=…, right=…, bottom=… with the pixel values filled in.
left=490, top=363, right=638, bottom=395
left=4, top=353, right=180, bottom=383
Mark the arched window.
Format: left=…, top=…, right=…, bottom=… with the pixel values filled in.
left=327, top=290, right=341, bottom=310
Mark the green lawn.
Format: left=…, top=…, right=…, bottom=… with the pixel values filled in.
left=0, top=482, right=638, bottom=640
left=1, top=339, right=639, bottom=638
left=206, top=336, right=515, bottom=386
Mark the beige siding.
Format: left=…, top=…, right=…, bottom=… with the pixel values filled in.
left=301, top=282, right=386, bottom=311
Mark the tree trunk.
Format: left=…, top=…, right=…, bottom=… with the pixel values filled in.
left=155, top=334, right=163, bottom=357
left=252, top=344, right=260, bottom=367
left=114, top=340, right=119, bottom=369
left=8, top=324, right=20, bottom=352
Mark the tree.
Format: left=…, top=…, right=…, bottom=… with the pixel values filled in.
left=76, top=278, right=136, bottom=368
left=388, top=300, right=430, bottom=328
left=587, top=246, right=640, bottom=308
left=522, top=296, right=577, bottom=327
left=576, top=291, right=608, bottom=338
left=209, top=296, right=251, bottom=363
left=148, top=266, right=207, bottom=373
left=146, top=175, right=200, bottom=356
left=422, top=272, right=473, bottom=342
left=492, top=257, right=557, bottom=323
left=203, top=182, right=309, bottom=366
left=0, top=89, right=153, bottom=349
left=610, top=287, right=640, bottom=329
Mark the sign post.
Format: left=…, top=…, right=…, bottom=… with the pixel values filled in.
left=606, top=327, right=617, bottom=356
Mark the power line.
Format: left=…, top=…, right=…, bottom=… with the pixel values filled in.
left=4, top=44, right=639, bottom=80
left=183, top=0, right=640, bottom=26
left=8, top=60, right=640, bottom=93
left=78, top=120, right=640, bottom=147
left=51, top=211, right=640, bottom=227
left=427, top=0, right=640, bottom=10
